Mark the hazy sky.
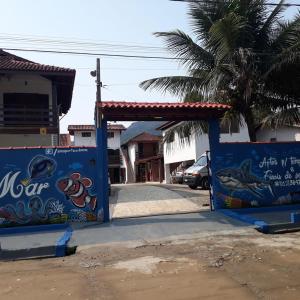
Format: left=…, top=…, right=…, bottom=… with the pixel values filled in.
left=0, top=1, right=298, bottom=133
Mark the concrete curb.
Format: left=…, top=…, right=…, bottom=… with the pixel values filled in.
left=0, top=224, right=73, bottom=261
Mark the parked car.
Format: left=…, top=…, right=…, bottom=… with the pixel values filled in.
left=183, top=153, right=209, bottom=190
left=171, top=170, right=184, bottom=184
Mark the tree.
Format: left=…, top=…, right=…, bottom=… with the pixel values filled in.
left=140, top=0, right=300, bottom=142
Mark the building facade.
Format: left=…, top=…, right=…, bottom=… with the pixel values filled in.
left=0, top=50, right=75, bottom=147
left=256, top=125, right=300, bottom=142
left=68, top=124, right=126, bottom=183
left=121, top=132, right=164, bottom=183
left=160, top=120, right=250, bottom=183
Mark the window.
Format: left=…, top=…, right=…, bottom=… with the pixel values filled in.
left=3, top=93, right=49, bottom=126
left=107, top=132, right=114, bottom=139
left=81, top=132, right=91, bottom=137
left=220, top=119, right=239, bottom=134
left=195, top=156, right=208, bottom=167
left=270, top=138, right=277, bottom=142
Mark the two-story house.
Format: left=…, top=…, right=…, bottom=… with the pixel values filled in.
left=68, top=124, right=126, bottom=183
left=120, top=121, right=165, bottom=183
left=0, top=50, right=75, bottom=147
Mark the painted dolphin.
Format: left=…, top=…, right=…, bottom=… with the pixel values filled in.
left=216, top=160, right=274, bottom=198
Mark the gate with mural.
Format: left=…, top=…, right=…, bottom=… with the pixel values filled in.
left=208, top=121, right=300, bottom=210
left=0, top=147, right=104, bottom=227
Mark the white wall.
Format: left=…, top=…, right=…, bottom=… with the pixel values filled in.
left=73, top=131, right=96, bottom=146
left=107, top=130, right=121, bottom=149
left=73, top=129, right=122, bottom=149
left=257, top=126, right=300, bottom=142
left=128, top=142, right=136, bottom=170
left=163, top=132, right=197, bottom=164
left=163, top=119, right=250, bottom=165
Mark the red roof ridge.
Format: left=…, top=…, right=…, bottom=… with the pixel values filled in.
left=100, top=100, right=230, bottom=109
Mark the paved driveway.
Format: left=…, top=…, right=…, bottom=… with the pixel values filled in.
left=110, top=183, right=210, bottom=219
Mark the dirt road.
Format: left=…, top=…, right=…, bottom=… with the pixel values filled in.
left=1, top=230, right=300, bottom=299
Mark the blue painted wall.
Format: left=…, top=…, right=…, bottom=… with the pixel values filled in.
left=0, top=147, right=104, bottom=227
left=208, top=121, right=300, bottom=209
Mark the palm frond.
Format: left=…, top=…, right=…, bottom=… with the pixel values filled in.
left=154, top=30, right=214, bottom=70
left=261, top=107, right=300, bottom=129
left=257, top=0, right=286, bottom=49
left=208, top=12, right=247, bottom=62
left=139, top=75, right=210, bottom=97
left=163, top=121, right=208, bottom=151
left=188, top=0, right=231, bottom=44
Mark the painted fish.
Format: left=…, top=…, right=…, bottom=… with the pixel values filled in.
left=21, top=156, right=56, bottom=186
left=57, top=173, right=97, bottom=211
left=216, top=160, right=274, bottom=198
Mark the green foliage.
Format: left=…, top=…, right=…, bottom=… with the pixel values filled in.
left=140, top=0, right=300, bottom=141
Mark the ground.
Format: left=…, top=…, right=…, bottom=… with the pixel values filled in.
left=1, top=184, right=300, bottom=299
left=110, top=183, right=210, bottom=218
left=2, top=228, right=300, bottom=299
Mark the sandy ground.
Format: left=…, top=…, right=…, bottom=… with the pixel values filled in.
left=2, top=230, right=300, bottom=299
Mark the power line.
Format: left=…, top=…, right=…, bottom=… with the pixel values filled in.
left=0, top=33, right=166, bottom=54
left=171, top=0, right=300, bottom=7
left=2, top=47, right=178, bottom=61
left=3, top=46, right=299, bottom=63
left=0, top=33, right=164, bottom=49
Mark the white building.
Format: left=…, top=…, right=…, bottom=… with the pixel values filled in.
left=159, top=120, right=250, bottom=183
left=256, top=125, right=300, bottom=142
left=68, top=124, right=126, bottom=183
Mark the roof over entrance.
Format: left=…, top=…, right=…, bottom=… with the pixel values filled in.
left=98, top=101, right=230, bottom=121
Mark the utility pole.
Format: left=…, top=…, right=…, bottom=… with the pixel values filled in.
left=91, top=58, right=110, bottom=222
left=91, top=58, right=102, bottom=128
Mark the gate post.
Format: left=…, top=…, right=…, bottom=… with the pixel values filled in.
left=208, top=119, right=220, bottom=210
left=96, top=119, right=110, bottom=222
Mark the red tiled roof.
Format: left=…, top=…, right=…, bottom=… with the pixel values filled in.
left=0, top=50, right=75, bottom=74
left=68, top=124, right=126, bottom=135
left=99, top=101, right=230, bottom=110
left=98, top=101, right=231, bottom=121
left=131, top=132, right=161, bottom=143
left=59, top=134, right=71, bottom=146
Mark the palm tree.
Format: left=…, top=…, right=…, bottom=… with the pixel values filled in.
left=140, top=0, right=300, bottom=142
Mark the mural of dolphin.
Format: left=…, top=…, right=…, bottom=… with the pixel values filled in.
left=216, top=160, right=274, bottom=198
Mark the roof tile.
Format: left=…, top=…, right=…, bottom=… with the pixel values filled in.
left=99, top=101, right=230, bottom=109
left=68, top=124, right=126, bottom=135
left=0, top=50, right=75, bottom=74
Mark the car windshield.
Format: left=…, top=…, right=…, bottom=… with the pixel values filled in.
left=194, top=156, right=207, bottom=166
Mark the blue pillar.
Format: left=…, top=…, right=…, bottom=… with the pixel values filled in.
left=96, top=119, right=110, bottom=222
left=208, top=119, right=220, bottom=210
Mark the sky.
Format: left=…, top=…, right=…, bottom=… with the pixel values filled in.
left=0, top=0, right=298, bottom=133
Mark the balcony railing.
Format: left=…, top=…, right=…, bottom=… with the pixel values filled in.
left=108, top=149, right=121, bottom=165
left=0, top=106, right=58, bottom=127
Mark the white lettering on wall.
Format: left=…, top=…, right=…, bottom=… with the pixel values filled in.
left=0, top=171, right=50, bottom=199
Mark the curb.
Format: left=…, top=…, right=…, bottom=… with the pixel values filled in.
left=0, top=224, right=73, bottom=261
